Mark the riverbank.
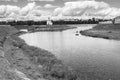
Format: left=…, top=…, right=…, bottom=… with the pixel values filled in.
left=31, top=25, right=77, bottom=32
left=14, top=25, right=77, bottom=32
left=80, top=24, right=120, bottom=40
left=0, top=25, right=79, bottom=80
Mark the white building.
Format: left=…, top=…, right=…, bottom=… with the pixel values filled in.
left=114, top=16, right=120, bottom=24
left=47, top=17, right=53, bottom=25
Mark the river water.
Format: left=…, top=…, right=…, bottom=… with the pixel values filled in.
left=20, top=24, right=120, bottom=80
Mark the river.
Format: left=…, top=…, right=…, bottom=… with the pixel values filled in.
left=20, top=24, right=120, bottom=80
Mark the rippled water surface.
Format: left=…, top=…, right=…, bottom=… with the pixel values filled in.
left=20, top=24, right=120, bottom=80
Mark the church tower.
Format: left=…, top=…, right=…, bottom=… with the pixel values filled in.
left=47, top=17, right=53, bottom=26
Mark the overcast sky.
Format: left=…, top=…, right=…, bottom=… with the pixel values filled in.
left=0, top=0, right=120, bottom=20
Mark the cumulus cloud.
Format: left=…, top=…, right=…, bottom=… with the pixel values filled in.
left=20, top=2, right=36, bottom=16
left=44, top=4, right=58, bottom=8
left=0, top=5, right=6, bottom=16
left=28, top=0, right=54, bottom=2
left=0, top=0, right=18, bottom=2
left=0, top=2, right=52, bottom=21
left=19, top=2, right=52, bottom=20
left=0, top=0, right=54, bottom=2
left=0, top=5, right=20, bottom=18
left=0, top=0, right=120, bottom=21
left=53, top=0, right=109, bottom=16
left=53, top=0, right=120, bottom=19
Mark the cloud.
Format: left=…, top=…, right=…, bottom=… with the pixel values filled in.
left=0, top=5, right=20, bottom=18
left=19, top=2, right=52, bottom=20
left=28, top=0, right=54, bottom=2
left=53, top=0, right=120, bottom=19
left=0, top=2, right=52, bottom=21
left=0, top=0, right=18, bottom=2
left=53, top=0, right=109, bottom=16
left=20, top=2, right=36, bottom=16
left=0, top=0, right=120, bottom=21
left=44, top=4, right=58, bottom=8
left=62, top=0, right=93, bottom=1
left=0, top=5, right=6, bottom=16
left=95, top=7, right=120, bottom=16
left=0, top=0, right=54, bottom=2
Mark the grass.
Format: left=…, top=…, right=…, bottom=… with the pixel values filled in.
left=0, top=25, right=79, bottom=80
left=80, top=24, right=120, bottom=40
left=10, top=37, right=78, bottom=80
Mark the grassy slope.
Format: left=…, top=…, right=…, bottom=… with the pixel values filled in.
left=0, top=25, right=79, bottom=80
left=80, top=24, right=120, bottom=40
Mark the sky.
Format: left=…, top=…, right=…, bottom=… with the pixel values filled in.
left=0, top=0, right=120, bottom=20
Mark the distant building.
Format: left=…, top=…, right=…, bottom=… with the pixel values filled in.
left=47, top=17, right=53, bottom=25
left=114, top=16, right=120, bottom=24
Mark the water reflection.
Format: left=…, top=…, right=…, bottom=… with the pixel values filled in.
left=20, top=24, right=120, bottom=80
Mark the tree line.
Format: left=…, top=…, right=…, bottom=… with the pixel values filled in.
left=0, top=18, right=102, bottom=26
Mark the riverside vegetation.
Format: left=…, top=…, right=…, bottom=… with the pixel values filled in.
left=80, top=24, right=120, bottom=40
left=14, top=25, right=77, bottom=32
left=0, top=25, right=79, bottom=80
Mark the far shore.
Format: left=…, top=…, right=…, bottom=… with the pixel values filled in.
left=80, top=24, right=120, bottom=40
left=14, top=25, right=77, bottom=32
